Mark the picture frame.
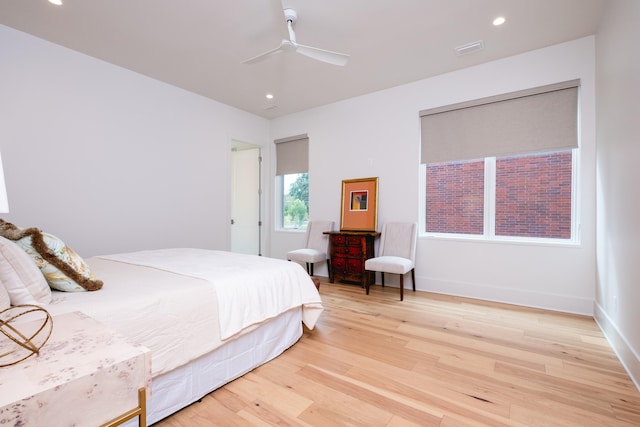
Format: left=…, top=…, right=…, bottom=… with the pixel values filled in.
left=340, top=177, right=378, bottom=231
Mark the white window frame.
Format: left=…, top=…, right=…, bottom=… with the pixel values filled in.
left=275, top=174, right=286, bottom=230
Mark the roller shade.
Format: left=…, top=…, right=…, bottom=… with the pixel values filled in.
left=420, top=80, right=579, bottom=164
left=275, top=134, right=309, bottom=175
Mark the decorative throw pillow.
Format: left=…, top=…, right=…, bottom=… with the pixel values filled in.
left=0, top=279, right=10, bottom=310
left=0, top=236, right=52, bottom=305
left=0, top=219, right=102, bottom=292
left=15, top=233, right=97, bottom=292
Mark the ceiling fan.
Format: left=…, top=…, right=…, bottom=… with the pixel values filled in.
left=242, top=8, right=350, bottom=66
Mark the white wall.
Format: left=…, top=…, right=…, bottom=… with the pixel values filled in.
left=0, top=25, right=270, bottom=257
left=594, top=0, right=640, bottom=389
left=270, top=36, right=597, bottom=316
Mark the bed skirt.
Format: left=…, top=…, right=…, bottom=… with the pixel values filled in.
left=123, top=308, right=303, bottom=426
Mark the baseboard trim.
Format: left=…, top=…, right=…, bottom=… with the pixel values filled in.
left=594, top=302, right=640, bottom=392
left=421, top=278, right=593, bottom=316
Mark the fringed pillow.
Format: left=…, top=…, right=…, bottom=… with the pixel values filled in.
left=0, top=219, right=102, bottom=292
left=15, top=232, right=102, bottom=292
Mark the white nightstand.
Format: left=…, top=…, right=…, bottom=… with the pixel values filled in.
left=0, top=311, right=151, bottom=427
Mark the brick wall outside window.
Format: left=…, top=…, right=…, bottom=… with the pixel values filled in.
left=426, top=151, right=573, bottom=239
left=426, top=160, right=484, bottom=234
left=495, top=151, right=572, bottom=239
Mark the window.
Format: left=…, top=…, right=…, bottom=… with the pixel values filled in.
left=280, top=172, right=309, bottom=229
left=420, top=80, right=579, bottom=242
left=426, top=159, right=484, bottom=235
left=495, top=151, right=573, bottom=239
left=275, top=134, right=309, bottom=230
left=424, top=150, right=575, bottom=240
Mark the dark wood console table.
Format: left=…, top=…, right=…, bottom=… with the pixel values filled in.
left=324, top=231, right=380, bottom=287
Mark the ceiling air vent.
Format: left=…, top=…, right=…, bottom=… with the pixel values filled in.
left=455, top=40, right=484, bottom=56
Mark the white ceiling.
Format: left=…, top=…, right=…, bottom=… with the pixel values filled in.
left=0, top=0, right=607, bottom=119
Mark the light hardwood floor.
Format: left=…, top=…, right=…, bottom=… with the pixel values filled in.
left=154, top=279, right=640, bottom=426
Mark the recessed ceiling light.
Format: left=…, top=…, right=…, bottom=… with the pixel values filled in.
left=48, top=0, right=63, bottom=5
left=266, top=94, right=274, bottom=100
left=493, top=16, right=506, bottom=26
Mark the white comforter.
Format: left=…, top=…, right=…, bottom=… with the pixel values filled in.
left=99, top=248, right=323, bottom=340
left=45, top=249, right=323, bottom=376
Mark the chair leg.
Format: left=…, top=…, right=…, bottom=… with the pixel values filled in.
left=365, top=271, right=371, bottom=295
left=381, top=272, right=385, bottom=287
left=326, top=259, right=331, bottom=278
left=310, top=263, right=314, bottom=276
left=411, top=268, right=415, bottom=291
left=399, top=274, right=404, bottom=301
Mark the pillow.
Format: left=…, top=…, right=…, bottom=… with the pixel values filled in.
left=0, top=279, right=10, bottom=310
left=0, top=236, right=52, bottom=305
left=15, top=232, right=98, bottom=292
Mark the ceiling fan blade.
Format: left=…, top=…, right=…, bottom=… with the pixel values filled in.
left=295, top=44, right=350, bottom=66
left=242, top=9, right=350, bottom=67
left=241, top=43, right=285, bottom=65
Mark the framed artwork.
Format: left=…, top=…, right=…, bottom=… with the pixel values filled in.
left=340, top=177, right=378, bottom=231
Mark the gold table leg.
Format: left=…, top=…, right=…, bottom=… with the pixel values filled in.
left=100, top=388, right=146, bottom=427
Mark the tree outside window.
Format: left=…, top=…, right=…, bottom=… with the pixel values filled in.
left=282, top=172, right=308, bottom=229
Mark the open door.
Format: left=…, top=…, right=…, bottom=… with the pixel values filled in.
left=230, top=141, right=262, bottom=255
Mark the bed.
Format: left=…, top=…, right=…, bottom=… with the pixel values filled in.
left=2, top=243, right=323, bottom=426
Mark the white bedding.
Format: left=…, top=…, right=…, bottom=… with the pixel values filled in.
left=44, top=249, right=323, bottom=377
left=99, top=248, right=323, bottom=340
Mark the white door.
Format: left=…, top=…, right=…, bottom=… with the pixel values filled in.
left=231, top=143, right=261, bottom=255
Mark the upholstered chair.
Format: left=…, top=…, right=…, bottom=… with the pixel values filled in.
left=364, top=222, right=417, bottom=301
left=287, top=220, right=334, bottom=276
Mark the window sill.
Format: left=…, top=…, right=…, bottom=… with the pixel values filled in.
left=275, top=228, right=307, bottom=233
left=420, top=233, right=581, bottom=248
